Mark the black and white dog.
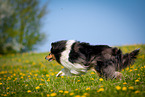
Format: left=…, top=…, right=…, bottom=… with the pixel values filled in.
left=45, top=40, right=140, bottom=80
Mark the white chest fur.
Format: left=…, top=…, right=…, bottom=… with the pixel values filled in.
left=60, top=40, right=87, bottom=75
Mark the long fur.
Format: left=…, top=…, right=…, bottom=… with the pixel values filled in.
left=45, top=40, right=140, bottom=80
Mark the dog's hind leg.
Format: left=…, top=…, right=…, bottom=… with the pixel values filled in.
left=94, top=60, right=123, bottom=80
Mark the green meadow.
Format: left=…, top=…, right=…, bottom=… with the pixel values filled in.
left=0, top=44, right=145, bottom=97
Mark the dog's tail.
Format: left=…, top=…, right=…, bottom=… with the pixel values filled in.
left=114, top=48, right=140, bottom=71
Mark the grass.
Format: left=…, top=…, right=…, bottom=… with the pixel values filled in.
left=0, top=44, right=145, bottom=97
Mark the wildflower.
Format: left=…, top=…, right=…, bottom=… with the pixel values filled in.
left=83, top=93, right=90, bottom=96
left=77, top=80, right=80, bottom=82
left=135, top=79, right=139, bottom=83
left=50, top=90, right=53, bottom=92
left=123, top=82, right=127, bottom=85
left=99, top=78, right=103, bottom=81
left=46, top=74, right=49, bottom=77
left=86, top=87, right=90, bottom=90
left=64, top=91, right=69, bottom=94
left=75, top=89, right=78, bottom=91
left=47, top=94, right=50, bottom=97
left=35, top=86, right=40, bottom=89
left=39, top=83, right=43, bottom=86
left=91, top=78, right=94, bottom=80
left=0, top=83, right=2, bottom=85
left=97, top=88, right=104, bottom=92
left=27, top=90, right=31, bottom=93
left=59, top=90, right=63, bottom=93
left=122, top=87, right=127, bottom=91
left=75, top=95, right=81, bottom=97
left=91, top=72, right=95, bottom=74
left=69, top=93, right=74, bottom=96
left=50, top=93, right=57, bottom=96
left=135, top=90, right=140, bottom=94
left=116, top=86, right=121, bottom=90
left=128, top=86, right=134, bottom=90
left=6, top=87, right=9, bottom=90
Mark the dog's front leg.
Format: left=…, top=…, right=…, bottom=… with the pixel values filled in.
left=56, top=68, right=72, bottom=77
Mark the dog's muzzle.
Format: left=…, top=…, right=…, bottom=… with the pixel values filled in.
left=45, top=53, right=55, bottom=61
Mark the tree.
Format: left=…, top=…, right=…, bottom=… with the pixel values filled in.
left=0, top=0, right=48, bottom=54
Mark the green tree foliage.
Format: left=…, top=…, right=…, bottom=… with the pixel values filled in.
left=0, top=0, right=47, bottom=54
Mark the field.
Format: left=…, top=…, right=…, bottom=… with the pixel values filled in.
left=0, top=44, right=145, bottom=97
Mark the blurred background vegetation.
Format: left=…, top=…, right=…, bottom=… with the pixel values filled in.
left=0, top=0, right=48, bottom=55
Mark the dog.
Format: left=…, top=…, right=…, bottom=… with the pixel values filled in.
left=45, top=40, right=140, bottom=80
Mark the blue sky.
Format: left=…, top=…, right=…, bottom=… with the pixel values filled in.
left=37, top=0, right=145, bottom=52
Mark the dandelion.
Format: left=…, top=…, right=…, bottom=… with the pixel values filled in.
left=135, top=90, right=140, bottom=94
left=91, top=72, right=95, bottom=74
left=35, top=86, right=40, bottom=90
left=77, top=80, right=80, bottom=82
left=0, top=83, right=2, bottom=85
left=69, top=93, right=74, bottom=96
left=97, top=88, right=104, bottom=92
left=99, top=78, right=103, bottom=81
left=128, top=86, right=134, bottom=90
left=47, top=94, right=50, bottom=97
left=27, top=90, right=31, bottom=93
left=39, top=83, right=43, bottom=86
left=135, top=79, right=139, bottom=83
left=83, top=93, right=90, bottom=96
left=86, top=87, right=90, bottom=90
left=59, top=90, right=63, bottom=93
left=50, top=93, right=57, bottom=96
left=116, top=86, right=121, bottom=90
left=122, top=87, right=127, bottom=91
left=74, top=95, right=81, bottom=97
left=64, top=91, right=69, bottom=94
left=46, top=74, right=49, bottom=77
left=123, top=82, right=127, bottom=85
left=91, top=78, right=94, bottom=80
left=75, top=89, right=78, bottom=91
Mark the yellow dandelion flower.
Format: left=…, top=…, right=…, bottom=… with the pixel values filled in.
left=135, top=79, right=139, bottom=83
left=27, top=90, right=31, bottom=93
left=99, top=78, right=103, bottom=81
left=39, top=83, right=43, bottom=86
left=91, top=78, right=94, bottom=80
left=61, top=76, right=64, bottom=78
left=77, top=80, right=80, bottom=82
left=0, top=83, right=2, bottom=85
left=47, top=94, right=50, bottom=97
left=59, top=90, right=63, bottom=93
left=91, top=72, right=95, bottom=74
left=83, top=93, right=90, bottom=96
left=50, top=90, right=53, bottom=92
left=75, top=95, right=81, bottom=97
left=46, top=74, right=49, bottom=77
left=86, top=87, right=90, bottom=90
left=69, top=93, right=74, bottom=96
left=128, top=86, right=134, bottom=90
left=97, top=88, right=104, bottom=92
left=35, top=86, right=40, bottom=89
left=6, top=87, right=9, bottom=90
left=135, top=90, right=140, bottom=94
left=116, top=86, right=121, bottom=90
left=123, top=82, right=127, bottom=85
left=75, top=89, right=78, bottom=91
left=100, top=85, right=104, bottom=87
left=50, top=93, right=57, bottom=96
left=64, top=91, right=69, bottom=94
left=122, top=87, right=127, bottom=91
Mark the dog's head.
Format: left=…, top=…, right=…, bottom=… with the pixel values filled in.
left=45, top=52, right=56, bottom=61
left=45, top=40, right=67, bottom=62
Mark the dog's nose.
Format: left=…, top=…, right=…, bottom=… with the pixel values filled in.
left=45, top=56, right=48, bottom=60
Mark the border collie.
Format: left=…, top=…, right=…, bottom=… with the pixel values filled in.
left=45, top=40, right=140, bottom=80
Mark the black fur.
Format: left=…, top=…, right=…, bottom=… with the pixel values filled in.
left=50, top=40, right=140, bottom=79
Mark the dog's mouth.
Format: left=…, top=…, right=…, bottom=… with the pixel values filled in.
left=48, top=58, right=53, bottom=61
left=45, top=53, right=55, bottom=61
